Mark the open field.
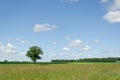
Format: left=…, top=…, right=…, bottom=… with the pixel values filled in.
left=0, top=63, right=120, bottom=80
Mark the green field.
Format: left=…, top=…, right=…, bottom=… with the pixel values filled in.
left=0, top=63, right=120, bottom=80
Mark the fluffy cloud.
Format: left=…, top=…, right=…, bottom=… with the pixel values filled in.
left=5, top=43, right=16, bottom=53
left=109, top=0, right=120, bottom=11
left=102, top=50, right=120, bottom=54
left=101, top=0, right=108, bottom=3
left=0, top=43, right=16, bottom=53
left=102, top=0, right=120, bottom=23
left=65, top=35, right=71, bottom=40
left=43, top=52, right=81, bottom=60
left=53, top=42, right=57, bottom=45
left=68, top=39, right=83, bottom=47
left=34, top=23, right=56, bottom=32
left=82, top=45, right=91, bottom=51
left=0, top=43, right=4, bottom=50
left=62, top=47, right=70, bottom=51
left=103, top=11, right=120, bottom=23
left=64, top=0, right=80, bottom=4
left=16, top=38, right=31, bottom=44
left=67, top=39, right=92, bottom=51
left=20, top=52, right=26, bottom=55
left=47, top=54, right=57, bottom=58
left=95, top=39, right=101, bottom=44
left=0, top=43, right=30, bottom=61
left=72, top=53, right=82, bottom=59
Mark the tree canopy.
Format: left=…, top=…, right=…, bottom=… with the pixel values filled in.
left=26, top=46, right=43, bottom=63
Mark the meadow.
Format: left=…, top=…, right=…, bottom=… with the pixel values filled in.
left=0, top=63, right=120, bottom=80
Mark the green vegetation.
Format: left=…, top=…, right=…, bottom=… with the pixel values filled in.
left=0, top=63, right=120, bottom=80
left=26, top=46, right=43, bottom=63
left=52, top=57, right=120, bottom=63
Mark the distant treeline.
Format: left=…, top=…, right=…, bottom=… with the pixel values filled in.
left=0, top=61, right=67, bottom=64
left=0, top=61, right=32, bottom=64
left=0, top=57, right=120, bottom=64
left=51, top=57, right=120, bottom=63
left=0, top=60, right=67, bottom=64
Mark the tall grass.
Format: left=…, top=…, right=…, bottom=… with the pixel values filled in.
left=0, top=63, right=120, bottom=80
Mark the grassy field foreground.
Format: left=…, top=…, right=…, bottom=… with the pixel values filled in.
left=0, top=63, right=120, bottom=80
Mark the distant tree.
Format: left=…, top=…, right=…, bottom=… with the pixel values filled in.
left=4, top=60, right=8, bottom=63
left=26, top=46, right=43, bottom=63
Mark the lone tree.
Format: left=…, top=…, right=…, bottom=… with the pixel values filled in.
left=26, top=46, right=43, bottom=63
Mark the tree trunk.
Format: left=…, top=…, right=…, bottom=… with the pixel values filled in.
left=33, top=59, right=36, bottom=64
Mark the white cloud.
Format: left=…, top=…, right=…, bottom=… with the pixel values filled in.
left=62, top=47, right=70, bottom=51
left=64, top=0, right=80, bottom=4
left=102, top=0, right=120, bottom=23
left=103, top=11, right=120, bottom=23
left=65, top=35, right=71, bottom=40
left=66, top=39, right=92, bottom=51
left=34, top=23, right=56, bottom=32
left=68, top=39, right=83, bottom=47
left=53, top=42, right=57, bottom=45
left=4, top=43, right=16, bottom=53
left=44, top=52, right=82, bottom=60
left=0, top=43, right=16, bottom=53
left=102, top=50, right=120, bottom=54
left=72, top=53, right=82, bottom=59
left=0, top=43, right=5, bottom=50
left=110, top=0, right=120, bottom=11
left=82, top=45, right=91, bottom=51
left=20, top=52, right=26, bottom=55
left=16, top=38, right=31, bottom=44
left=101, top=0, right=108, bottom=3
left=95, top=39, right=101, bottom=44
left=59, top=53, right=64, bottom=56
left=0, top=43, right=31, bottom=61
left=48, top=54, right=57, bottom=58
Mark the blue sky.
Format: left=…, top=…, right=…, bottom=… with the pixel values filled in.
left=0, top=0, right=120, bottom=62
